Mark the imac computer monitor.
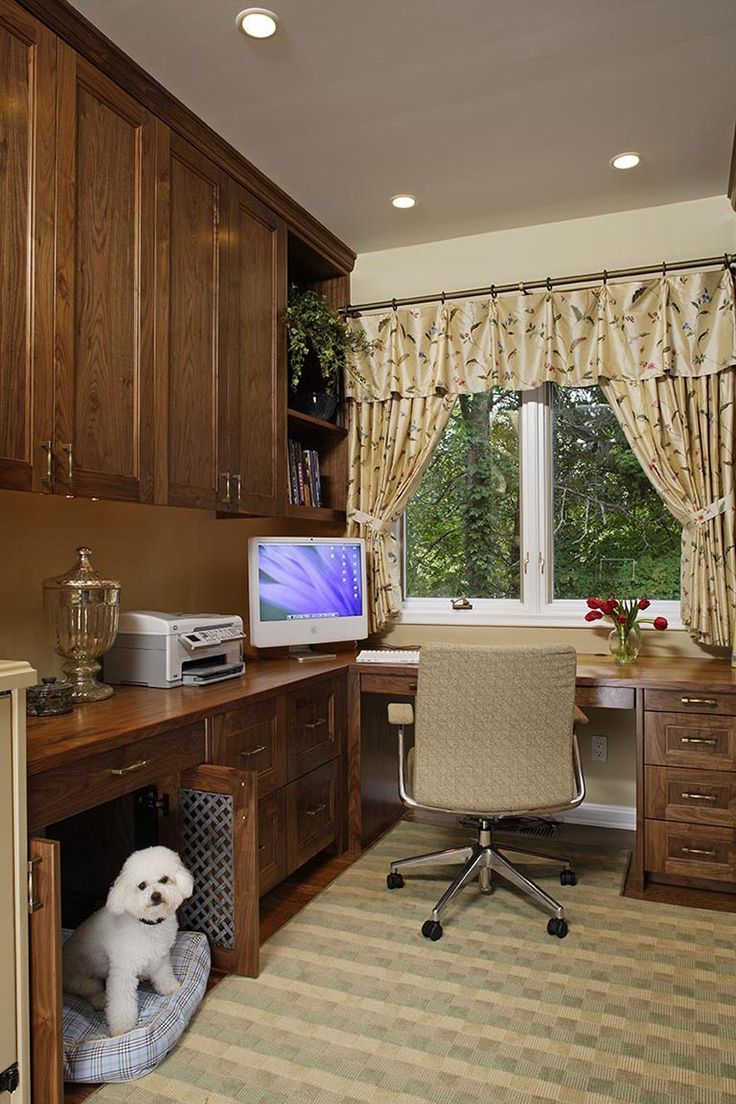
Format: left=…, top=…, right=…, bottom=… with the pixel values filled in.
left=248, top=537, right=368, bottom=652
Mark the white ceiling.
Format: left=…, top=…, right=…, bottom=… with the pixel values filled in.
left=69, top=0, right=736, bottom=253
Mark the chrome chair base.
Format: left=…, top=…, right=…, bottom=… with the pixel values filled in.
left=388, top=821, right=576, bottom=939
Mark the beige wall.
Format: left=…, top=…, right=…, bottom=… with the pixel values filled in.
left=0, top=489, right=319, bottom=676
left=354, top=194, right=736, bottom=810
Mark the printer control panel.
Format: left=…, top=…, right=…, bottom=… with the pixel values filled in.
left=180, top=626, right=244, bottom=651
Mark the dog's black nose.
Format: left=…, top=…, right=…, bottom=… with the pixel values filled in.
left=150, top=891, right=162, bottom=905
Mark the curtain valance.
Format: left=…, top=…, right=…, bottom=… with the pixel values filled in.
left=346, top=270, right=736, bottom=402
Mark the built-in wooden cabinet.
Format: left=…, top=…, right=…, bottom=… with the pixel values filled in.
left=0, top=0, right=56, bottom=494
left=154, top=128, right=229, bottom=510
left=0, top=0, right=353, bottom=520
left=54, top=44, right=156, bottom=503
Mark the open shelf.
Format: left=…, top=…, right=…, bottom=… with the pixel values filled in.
left=285, top=504, right=346, bottom=524
left=287, top=408, right=348, bottom=437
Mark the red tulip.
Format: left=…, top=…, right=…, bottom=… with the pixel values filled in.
left=586, top=597, right=601, bottom=610
left=638, top=598, right=650, bottom=610
left=584, top=610, right=603, bottom=622
left=603, top=599, right=618, bottom=615
left=653, top=617, right=668, bottom=631
left=617, top=614, right=627, bottom=624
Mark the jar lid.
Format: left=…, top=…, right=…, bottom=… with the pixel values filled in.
left=43, top=547, right=121, bottom=593
left=26, top=677, right=74, bottom=715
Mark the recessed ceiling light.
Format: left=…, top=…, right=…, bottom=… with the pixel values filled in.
left=236, top=8, right=278, bottom=38
left=610, top=151, right=641, bottom=171
left=391, top=194, right=416, bottom=209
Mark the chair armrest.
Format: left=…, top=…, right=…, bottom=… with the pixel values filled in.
left=388, top=702, right=414, bottom=726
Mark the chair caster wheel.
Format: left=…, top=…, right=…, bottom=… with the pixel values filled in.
left=560, top=869, right=577, bottom=886
left=386, top=872, right=404, bottom=890
left=547, top=917, right=568, bottom=938
left=421, top=920, right=443, bottom=941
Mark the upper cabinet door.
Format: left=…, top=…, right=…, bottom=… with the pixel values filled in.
left=54, top=44, right=155, bottom=502
left=155, top=128, right=229, bottom=510
left=226, top=181, right=286, bottom=517
left=0, top=1, right=56, bottom=493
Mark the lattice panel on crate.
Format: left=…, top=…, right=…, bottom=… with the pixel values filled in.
left=179, top=788, right=235, bottom=950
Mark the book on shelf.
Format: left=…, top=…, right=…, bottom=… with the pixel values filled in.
left=287, top=439, right=322, bottom=508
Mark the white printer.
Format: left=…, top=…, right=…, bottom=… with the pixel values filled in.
left=105, top=611, right=245, bottom=689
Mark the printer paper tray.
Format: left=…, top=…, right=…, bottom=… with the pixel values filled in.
left=182, top=662, right=244, bottom=686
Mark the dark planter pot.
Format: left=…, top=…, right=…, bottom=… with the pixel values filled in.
left=291, top=391, right=339, bottom=423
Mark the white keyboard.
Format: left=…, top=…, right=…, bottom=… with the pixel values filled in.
left=356, top=649, right=420, bottom=665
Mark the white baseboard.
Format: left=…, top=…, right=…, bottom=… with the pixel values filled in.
left=557, top=802, right=636, bottom=831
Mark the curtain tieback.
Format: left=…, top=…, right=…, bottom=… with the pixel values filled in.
left=687, top=491, right=735, bottom=526
left=348, top=509, right=393, bottom=534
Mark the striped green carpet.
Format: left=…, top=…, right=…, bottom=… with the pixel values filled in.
left=93, top=821, right=736, bottom=1104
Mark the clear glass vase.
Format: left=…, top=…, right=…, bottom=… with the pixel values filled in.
left=608, top=625, right=640, bottom=665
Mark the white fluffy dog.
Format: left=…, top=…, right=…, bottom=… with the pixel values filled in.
left=63, top=846, right=194, bottom=1036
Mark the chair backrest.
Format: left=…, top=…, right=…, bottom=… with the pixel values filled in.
left=412, top=643, right=577, bottom=815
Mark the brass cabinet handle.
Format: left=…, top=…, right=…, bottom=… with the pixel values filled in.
left=40, top=440, right=53, bottom=488
left=239, top=745, right=266, bottom=759
left=304, top=718, right=326, bottom=730
left=61, top=442, right=73, bottom=485
left=232, top=473, right=242, bottom=509
left=680, top=736, right=717, bottom=745
left=220, top=472, right=232, bottom=507
left=680, top=792, right=717, bottom=802
left=110, top=759, right=149, bottom=776
left=305, top=803, right=326, bottom=818
left=681, top=846, right=716, bottom=857
left=680, top=697, right=717, bottom=706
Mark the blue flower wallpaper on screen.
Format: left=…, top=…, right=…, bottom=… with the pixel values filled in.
left=258, top=542, right=363, bottom=621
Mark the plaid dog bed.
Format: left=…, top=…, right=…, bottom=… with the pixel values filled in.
left=62, top=929, right=210, bottom=1082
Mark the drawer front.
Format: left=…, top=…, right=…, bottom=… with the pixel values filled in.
left=645, top=766, right=736, bottom=827
left=575, top=685, right=635, bottom=711
left=644, top=689, right=736, bottom=717
left=645, top=819, right=736, bottom=882
left=361, top=673, right=418, bottom=696
left=28, top=722, right=205, bottom=830
left=286, top=677, right=343, bottom=782
left=286, top=758, right=340, bottom=873
left=212, top=697, right=285, bottom=794
left=644, top=712, right=736, bottom=771
left=258, top=789, right=287, bottom=896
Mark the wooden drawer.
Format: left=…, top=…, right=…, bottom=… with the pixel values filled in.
left=286, top=758, right=340, bottom=873
left=575, top=685, right=635, bottom=711
left=645, top=766, right=736, bottom=827
left=258, top=789, right=287, bottom=896
left=644, top=689, right=736, bottom=717
left=211, top=697, right=285, bottom=794
left=28, top=722, right=205, bottom=831
left=361, top=673, right=418, bottom=696
left=286, top=676, right=343, bottom=782
left=645, top=819, right=736, bottom=882
left=644, top=712, right=736, bottom=771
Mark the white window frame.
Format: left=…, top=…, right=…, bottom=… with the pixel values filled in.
left=399, top=384, right=682, bottom=629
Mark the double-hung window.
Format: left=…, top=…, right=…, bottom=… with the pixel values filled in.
left=402, top=384, right=681, bottom=626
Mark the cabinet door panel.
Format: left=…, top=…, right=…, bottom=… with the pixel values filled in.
left=286, top=676, right=343, bottom=781
left=227, top=182, right=286, bottom=516
left=29, top=837, right=63, bottom=1104
left=157, top=130, right=227, bottom=509
left=0, top=1, right=55, bottom=492
left=211, top=696, right=286, bottom=795
left=55, top=44, right=155, bottom=502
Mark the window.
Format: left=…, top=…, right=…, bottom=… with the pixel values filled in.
left=402, top=384, right=681, bottom=626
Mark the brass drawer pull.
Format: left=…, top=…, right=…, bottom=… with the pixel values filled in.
left=304, top=718, right=326, bottom=730
left=680, top=697, right=717, bottom=706
left=681, top=792, right=717, bottom=802
left=220, top=471, right=232, bottom=507
left=61, top=442, right=74, bottom=485
left=681, top=846, right=716, bottom=857
left=232, top=473, right=242, bottom=508
left=680, top=736, right=717, bottom=745
left=305, top=803, right=327, bottom=818
left=40, top=440, right=53, bottom=487
left=239, top=745, right=267, bottom=759
left=110, top=759, right=149, bottom=776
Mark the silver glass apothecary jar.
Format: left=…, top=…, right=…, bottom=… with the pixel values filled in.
left=43, top=547, right=121, bottom=703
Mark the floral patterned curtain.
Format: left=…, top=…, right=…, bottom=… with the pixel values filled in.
left=345, top=268, right=736, bottom=638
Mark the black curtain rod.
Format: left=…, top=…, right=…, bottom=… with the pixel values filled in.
left=345, top=252, right=734, bottom=315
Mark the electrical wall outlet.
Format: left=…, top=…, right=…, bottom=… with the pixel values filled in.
left=591, top=734, right=608, bottom=763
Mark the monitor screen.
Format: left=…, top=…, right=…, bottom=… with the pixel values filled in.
left=248, top=537, right=368, bottom=648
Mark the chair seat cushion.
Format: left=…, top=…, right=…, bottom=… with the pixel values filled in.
left=62, top=928, right=210, bottom=1083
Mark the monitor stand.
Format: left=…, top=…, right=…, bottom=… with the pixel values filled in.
left=289, top=645, right=337, bottom=663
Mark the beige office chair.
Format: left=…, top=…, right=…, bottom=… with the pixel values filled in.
left=386, top=643, right=585, bottom=940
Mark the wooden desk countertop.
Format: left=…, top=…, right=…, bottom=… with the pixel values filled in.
left=27, top=653, right=736, bottom=777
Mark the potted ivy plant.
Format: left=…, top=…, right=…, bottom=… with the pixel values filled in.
left=286, top=285, right=369, bottom=421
